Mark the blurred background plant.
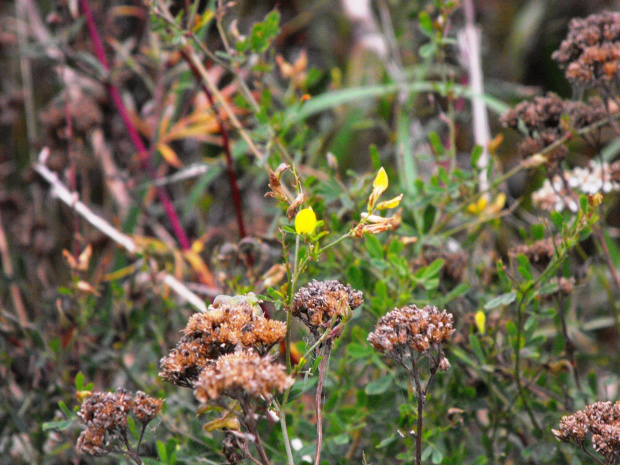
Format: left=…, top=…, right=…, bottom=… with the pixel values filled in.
left=2, top=0, right=620, bottom=464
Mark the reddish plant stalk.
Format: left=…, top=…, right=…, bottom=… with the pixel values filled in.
left=179, top=48, right=247, bottom=239
left=78, top=0, right=190, bottom=250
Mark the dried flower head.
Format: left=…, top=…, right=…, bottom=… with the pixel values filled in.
left=133, top=391, right=164, bottom=424
left=77, top=389, right=133, bottom=431
left=76, top=388, right=163, bottom=457
left=553, top=401, right=620, bottom=462
left=291, top=280, right=363, bottom=336
left=368, top=304, right=454, bottom=357
left=160, top=294, right=286, bottom=387
left=76, top=426, right=108, bottom=457
left=500, top=93, right=567, bottom=135
left=194, top=351, right=294, bottom=403
left=552, top=11, right=620, bottom=88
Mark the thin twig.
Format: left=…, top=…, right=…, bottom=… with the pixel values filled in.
left=33, top=148, right=208, bottom=313
left=0, top=208, right=28, bottom=329
left=179, top=47, right=247, bottom=239
left=313, top=346, right=330, bottom=465
left=78, top=0, right=191, bottom=250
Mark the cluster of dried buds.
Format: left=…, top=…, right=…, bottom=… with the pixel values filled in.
left=159, top=294, right=286, bottom=388
left=291, top=279, right=364, bottom=338
left=552, top=11, right=620, bottom=90
left=553, top=401, right=620, bottom=463
left=368, top=304, right=454, bottom=374
left=76, top=388, right=162, bottom=457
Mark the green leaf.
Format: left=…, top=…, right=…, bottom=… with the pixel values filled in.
left=471, top=145, right=483, bottom=169
left=75, top=372, right=85, bottom=391
left=422, top=258, right=445, bottom=279
left=531, top=224, right=545, bottom=241
left=418, top=11, right=434, bottom=36
left=432, top=448, right=444, bottom=464
left=365, top=375, right=393, bottom=395
left=423, top=205, right=436, bottom=233
left=365, top=234, right=384, bottom=260
left=42, top=419, right=74, bottom=431
left=333, top=434, right=350, bottom=445
left=157, top=440, right=168, bottom=462
left=551, top=211, right=564, bottom=231
left=376, top=434, right=397, bottom=449
left=469, top=334, right=485, bottom=362
left=347, top=343, right=373, bottom=359
left=428, top=132, right=445, bottom=156
left=369, top=144, right=381, bottom=170
left=516, top=254, right=533, bottom=281
left=249, top=11, right=280, bottom=53
left=484, top=291, right=516, bottom=310
left=59, top=401, right=72, bottom=417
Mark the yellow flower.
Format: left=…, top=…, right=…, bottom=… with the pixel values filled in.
left=295, top=207, right=317, bottom=235
left=373, top=167, right=388, bottom=195
left=376, top=194, right=404, bottom=210
left=474, top=310, right=486, bottom=335
left=466, top=193, right=506, bottom=216
left=368, top=167, right=389, bottom=211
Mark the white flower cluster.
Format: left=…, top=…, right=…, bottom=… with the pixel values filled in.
left=532, top=161, right=620, bottom=212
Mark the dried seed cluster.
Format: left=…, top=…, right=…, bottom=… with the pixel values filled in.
left=552, top=11, right=620, bottom=88
left=553, top=401, right=620, bottom=461
left=291, top=280, right=363, bottom=336
left=532, top=161, right=620, bottom=212
left=368, top=304, right=454, bottom=357
left=160, top=296, right=286, bottom=387
left=194, top=351, right=294, bottom=403
left=76, top=389, right=162, bottom=457
left=509, top=237, right=557, bottom=267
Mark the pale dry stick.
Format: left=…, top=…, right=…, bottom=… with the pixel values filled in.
left=460, top=0, right=491, bottom=193
left=90, top=128, right=132, bottom=219
left=0, top=208, right=28, bottom=329
left=34, top=148, right=208, bottom=313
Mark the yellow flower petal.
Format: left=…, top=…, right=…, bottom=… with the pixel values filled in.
left=475, top=310, right=486, bottom=335
left=488, top=193, right=506, bottom=214
left=373, top=167, right=389, bottom=194
left=295, top=207, right=317, bottom=235
left=376, top=194, right=404, bottom=210
left=466, top=196, right=489, bottom=215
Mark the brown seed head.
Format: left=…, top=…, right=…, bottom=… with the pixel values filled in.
left=291, top=280, right=363, bottom=336
left=160, top=295, right=286, bottom=387
left=194, top=351, right=294, bottom=403
left=368, top=304, right=455, bottom=357
left=133, top=391, right=163, bottom=424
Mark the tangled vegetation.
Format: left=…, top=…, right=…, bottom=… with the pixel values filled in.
left=3, top=1, right=620, bottom=464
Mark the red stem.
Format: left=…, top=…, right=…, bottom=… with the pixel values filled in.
left=179, top=48, right=247, bottom=239
left=78, top=0, right=191, bottom=250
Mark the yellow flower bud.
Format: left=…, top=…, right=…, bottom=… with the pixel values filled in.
left=295, top=207, right=317, bottom=235
left=474, top=310, right=486, bottom=335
